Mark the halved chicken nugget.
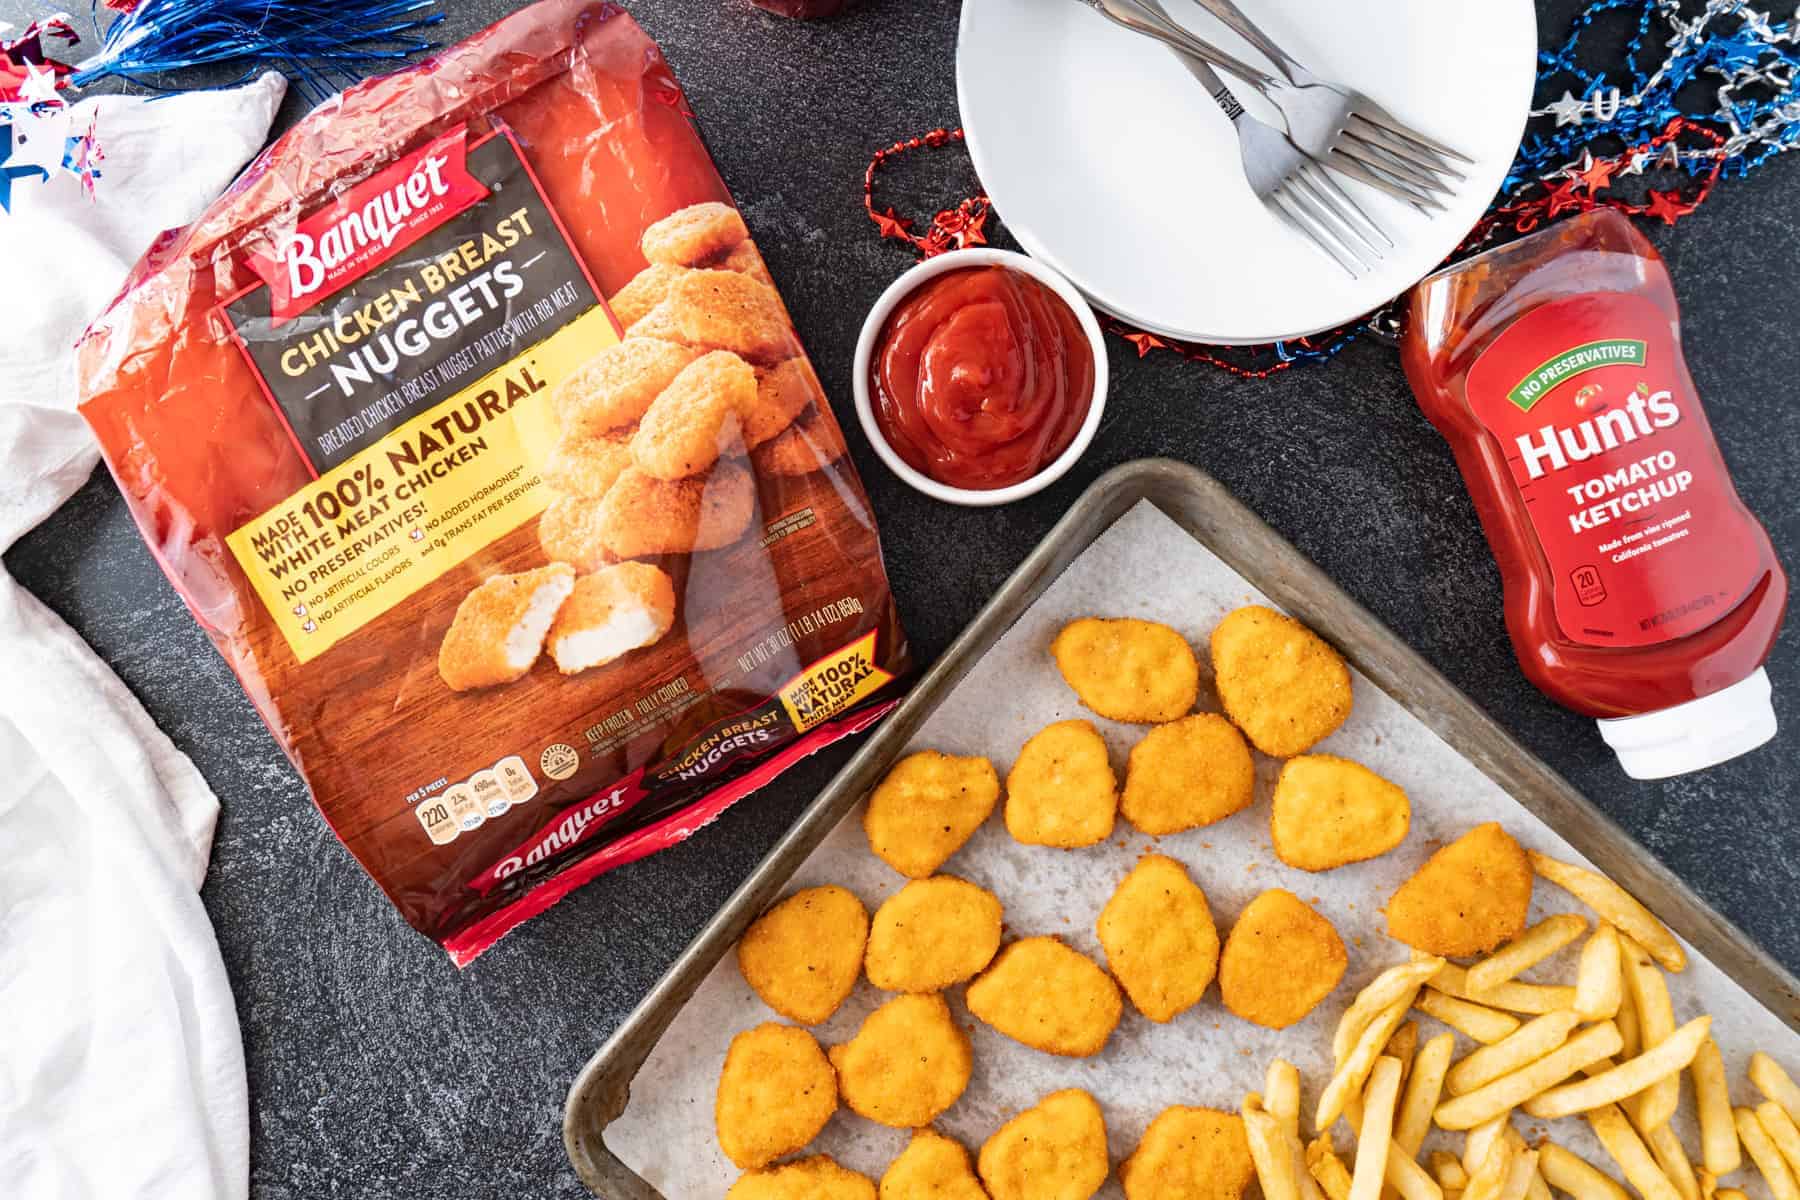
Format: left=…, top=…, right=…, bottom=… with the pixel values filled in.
left=1005, top=719, right=1117, bottom=849
left=965, top=937, right=1123, bottom=1057
left=1210, top=605, right=1353, bottom=757
left=978, top=1090, right=1109, bottom=1200
left=880, top=1129, right=986, bottom=1200
left=631, top=269, right=797, bottom=365
left=744, top=358, right=818, bottom=448
left=596, top=463, right=756, bottom=558
left=606, top=262, right=686, bottom=328
left=737, top=884, right=868, bottom=1025
left=1052, top=618, right=1199, bottom=724
left=631, top=350, right=753, bottom=480
left=829, top=993, right=972, bottom=1128
left=541, top=429, right=633, bottom=499
left=751, top=401, right=848, bottom=477
left=437, top=563, right=575, bottom=691
left=1096, top=854, right=1220, bottom=1023
left=1385, top=822, right=1532, bottom=957
left=1119, top=1107, right=1255, bottom=1200
left=863, top=751, right=1000, bottom=879
left=716, top=1023, right=838, bottom=1170
left=1218, top=889, right=1346, bottom=1030
left=865, top=875, right=1003, bottom=993
left=547, top=562, right=676, bottom=675
left=553, top=337, right=700, bottom=436
left=729, top=1157, right=876, bottom=1200
left=1271, top=754, right=1411, bottom=872
left=537, top=495, right=617, bottom=573
left=642, top=200, right=750, bottom=267
left=1119, top=713, right=1255, bottom=836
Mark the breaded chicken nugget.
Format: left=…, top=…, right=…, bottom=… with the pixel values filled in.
left=596, top=463, right=757, bottom=558
left=1119, top=713, right=1255, bottom=836
left=547, top=562, right=676, bottom=675
left=729, top=1157, right=877, bottom=1200
left=1385, top=822, right=1532, bottom=957
left=751, top=401, right=848, bottom=477
left=743, top=358, right=818, bottom=448
left=437, top=563, right=574, bottom=691
left=631, top=351, right=753, bottom=480
left=865, top=875, right=1003, bottom=993
left=880, top=1129, right=987, bottom=1200
left=738, top=884, right=869, bottom=1025
left=716, top=1023, right=838, bottom=1170
left=537, top=495, right=617, bottom=573
left=1218, top=889, right=1346, bottom=1030
left=553, top=337, right=700, bottom=436
left=642, top=200, right=750, bottom=267
left=863, top=751, right=999, bottom=879
left=1096, top=854, right=1220, bottom=1023
left=1052, top=618, right=1199, bottom=724
left=632, top=269, right=797, bottom=365
left=1271, top=754, right=1410, bottom=872
left=829, top=994, right=972, bottom=1128
left=1005, top=719, right=1117, bottom=849
left=965, top=937, right=1123, bottom=1057
left=606, top=262, right=687, bottom=329
left=978, top=1090, right=1109, bottom=1200
left=1119, top=1107, right=1255, bottom=1200
left=540, top=429, right=633, bottom=499
left=1210, top=605, right=1352, bottom=757
left=719, top=238, right=775, bottom=286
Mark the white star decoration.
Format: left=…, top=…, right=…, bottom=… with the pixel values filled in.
left=19, top=60, right=60, bottom=104
left=1548, top=91, right=1590, bottom=127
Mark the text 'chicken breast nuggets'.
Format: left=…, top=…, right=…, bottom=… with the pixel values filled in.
left=1096, top=854, right=1220, bottom=1023
left=978, top=1090, right=1110, bottom=1200
left=437, top=564, right=575, bottom=692
left=1052, top=617, right=1200, bottom=724
left=642, top=200, right=750, bottom=267
left=553, top=337, right=700, bottom=436
left=880, top=1129, right=987, bottom=1200
left=1270, top=754, right=1411, bottom=872
left=746, top=358, right=819, bottom=448
left=729, top=1157, right=877, bottom=1200
left=596, top=462, right=756, bottom=558
left=633, top=269, right=797, bottom=366
left=541, top=429, right=634, bottom=500
left=1119, top=1107, right=1256, bottom=1200
left=828, top=993, right=972, bottom=1128
left=715, top=1023, right=838, bottom=1170
left=1119, top=713, right=1255, bottom=837
left=547, top=562, right=676, bottom=676
left=737, top=885, right=868, bottom=1026
left=1218, top=889, right=1347, bottom=1030
left=1005, top=719, right=1117, bottom=849
left=1385, top=822, right=1532, bottom=958
left=1210, top=605, right=1353, bottom=757
left=863, top=751, right=1000, bottom=879
left=752, top=402, right=848, bottom=477
left=537, top=494, right=617, bottom=573
left=865, top=875, right=1003, bottom=993
left=631, top=350, right=754, bottom=480
left=606, top=262, right=686, bottom=329
left=965, top=936, right=1123, bottom=1058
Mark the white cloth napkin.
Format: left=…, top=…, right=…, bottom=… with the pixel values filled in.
left=0, top=73, right=284, bottom=1200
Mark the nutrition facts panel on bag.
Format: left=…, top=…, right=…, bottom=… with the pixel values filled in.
left=414, top=754, right=539, bottom=846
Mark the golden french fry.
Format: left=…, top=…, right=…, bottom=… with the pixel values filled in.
left=1465, top=1129, right=1515, bottom=1200
left=1619, top=933, right=1680, bottom=1129
left=1467, top=915, right=1588, bottom=995
left=1499, top=1144, right=1539, bottom=1200
left=1432, top=1152, right=1470, bottom=1191
left=1249, top=1097, right=1304, bottom=1200
left=1430, top=962, right=1575, bottom=1016
left=1528, top=852, right=1685, bottom=973
left=1338, top=960, right=1447, bottom=1065
left=1388, top=1022, right=1421, bottom=1085
left=1751, top=1054, right=1800, bottom=1124
left=1616, top=963, right=1642, bottom=1060
left=1448, top=1010, right=1583, bottom=1096
left=1690, top=1038, right=1741, bottom=1176
left=1539, top=1143, right=1631, bottom=1200
left=1526, top=1166, right=1551, bottom=1200
left=1320, top=996, right=1418, bottom=1132
left=1312, top=1137, right=1357, bottom=1200
left=1386, top=1145, right=1445, bottom=1200
left=1737, top=1107, right=1800, bottom=1200
left=1643, top=1120, right=1700, bottom=1200
left=1436, top=1022, right=1623, bottom=1130
left=1521, top=1016, right=1708, bottom=1121
left=1758, top=1102, right=1800, bottom=1177
left=1350, top=1058, right=1405, bottom=1200
left=1588, top=1104, right=1683, bottom=1200
left=1398, top=1033, right=1456, bottom=1157
left=1269, top=1060, right=1304, bottom=1132
left=1714, top=1191, right=1749, bottom=1200
left=1417, top=990, right=1523, bottom=1045
left=1575, top=923, right=1624, bottom=1021
left=1465, top=1116, right=1510, bottom=1177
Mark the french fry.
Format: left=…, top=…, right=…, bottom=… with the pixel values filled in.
left=1312, top=1136, right=1357, bottom=1200
left=1351, top=1058, right=1405, bottom=1200
left=1528, top=852, right=1685, bottom=973
left=1386, top=1145, right=1445, bottom=1200
left=1389, top=1022, right=1421, bottom=1086
left=1398, top=1034, right=1456, bottom=1157
left=1690, top=1038, right=1741, bottom=1176
left=1616, top=960, right=1642, bottom=1060
left=1448, top=1011, right=1583, bottom=1096
left=1432, top=1152, right=1470, bottom=1191
left=1521, top=1017, right=1709, bottom=1121
left=1575, top=923, right=1624, bottom=1022
left=1339, top=960, right=1447, bottom=1065
left=1588, top=1104, right=1683, bottom=1200
left=1499, top=1140, right=1540, bottom=1200
left=1431, top=962, right=1576, bottom=1016
left=1751, top=1053, right=1800, bottom=1124
left=1465, top=1128, right=1516, bottom=1200
left=1417, top=990, right=1523, bottom=1045
left=1437, top=1021, right=1624, bottom=1130
left=1620, top=933, right=1680, bottom=1129
left=1270, top=1060, right=1304, bottom=1131
left=1248, top=1096, right=1304, bottom=1200
left=1642, top=1120, right=1701, bottom=1200
left=1321, top=997, right=1417, bottom=1132
left=1466, top=1116, right=1511, bottom=1177
left=1714, top=1192, right=1748, bottom=1200
left=1526, top=1165, right=1552, bottom=1200
left=1539, top=1143, right=1632, bottom=1200
left=1736, top=1106, right=1800, bottom=1200
left=1758, top=1102, right=1800, bottom=1177
left=1467, top=915, right=1589, bottom=996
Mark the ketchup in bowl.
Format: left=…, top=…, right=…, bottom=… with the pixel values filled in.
left=869, top=265, right=1096, bottom=491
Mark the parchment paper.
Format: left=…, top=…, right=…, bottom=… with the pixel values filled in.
left=607, top=500, right=1799, bottom=1198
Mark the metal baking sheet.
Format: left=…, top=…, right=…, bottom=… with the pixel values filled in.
left=563, top=457, right=1800, bottom=1198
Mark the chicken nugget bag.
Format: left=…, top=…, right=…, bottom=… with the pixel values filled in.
left=77, top=0, right=909, bottom=963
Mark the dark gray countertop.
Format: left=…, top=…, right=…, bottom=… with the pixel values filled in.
left=5, top=0, right=1797, bottom=1195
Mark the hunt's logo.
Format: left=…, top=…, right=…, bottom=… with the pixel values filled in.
left=245, top=125, right=487, bottom=324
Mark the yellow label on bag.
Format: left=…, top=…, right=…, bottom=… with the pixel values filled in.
left=778, top=631, right=896, bottom=733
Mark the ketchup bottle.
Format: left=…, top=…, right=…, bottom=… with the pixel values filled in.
left=1402, top=210, right=1786, bottom=779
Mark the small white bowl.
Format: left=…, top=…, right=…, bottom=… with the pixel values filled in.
left=852, top=248, right=1109, bottom=507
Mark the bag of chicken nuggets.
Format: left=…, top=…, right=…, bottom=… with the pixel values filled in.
left=76, top=0, right=909, bottom=963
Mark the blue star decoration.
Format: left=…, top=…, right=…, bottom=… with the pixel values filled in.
left=0, top=120, right=51, bottom=213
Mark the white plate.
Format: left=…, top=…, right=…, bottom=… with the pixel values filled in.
left=956, top=0, right=1538, bottom=344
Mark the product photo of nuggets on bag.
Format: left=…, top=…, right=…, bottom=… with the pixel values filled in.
left=73, top=0, right=908, bottom=964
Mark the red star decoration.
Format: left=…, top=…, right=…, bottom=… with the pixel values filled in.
left=1579, top=156, right=1619, bottom=193
left=869, top=207, right=914, bottom=241
left=1122, top=331, right=1168, bottom=357
left=1545, top=179, right=1587, bottom=217
left=1643, top=189, right=1692, bottom=225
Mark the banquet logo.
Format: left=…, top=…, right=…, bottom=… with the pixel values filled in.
left=245, top=125, right=488, bottom=323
